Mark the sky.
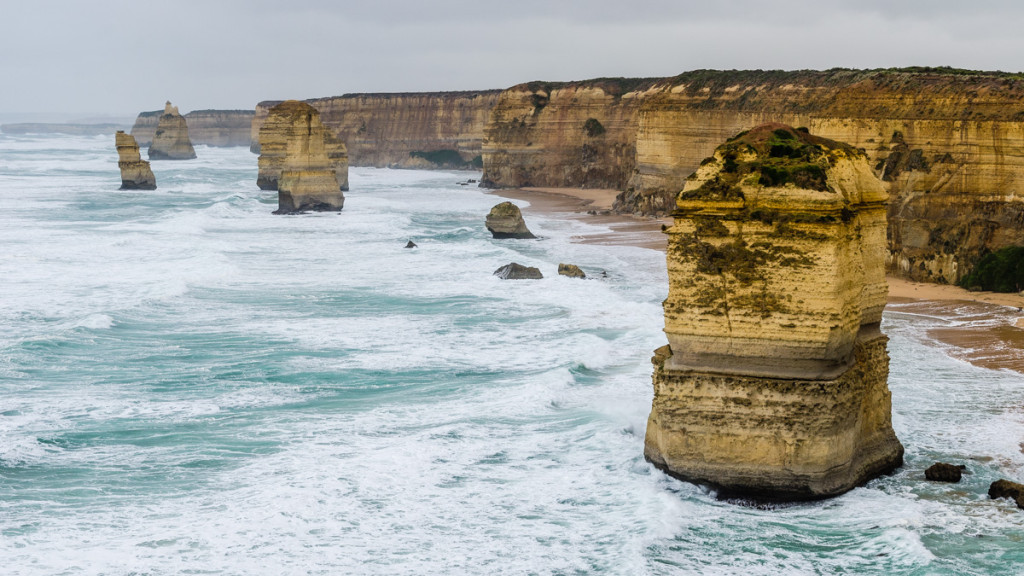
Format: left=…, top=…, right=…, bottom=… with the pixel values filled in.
left=2, top=0, right=1022, bottom=120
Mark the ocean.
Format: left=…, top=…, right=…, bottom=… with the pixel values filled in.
left=1, top=133, right=1022, bottom=575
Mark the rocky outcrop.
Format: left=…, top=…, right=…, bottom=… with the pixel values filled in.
left=131, top=109, right=254, bottom=147
left=494, top=263, right=543, bottom=279
left=252, top=91, right=501, bottom=168
left=989, top=479, right=1024, bottom=509
left=485, top=202, right=535, bottom=239
left=481, top=69, right=1024, bottom=285
left=148, top=102, right=196, bottom=160
left=644, top=125, right=903, bottom=500
left=925, top=463, right=965, bottom=482
left=558, top=264, right=586, bottom=278
left=257, top=101, right=348, bottom=193
left=115, top=131, right=156, bottom=190
left=260, top=101, right=345, bottom=214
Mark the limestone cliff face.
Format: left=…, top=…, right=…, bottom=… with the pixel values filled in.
left=115, top=131, right=156, bottom=190
left=483, top=69, right=1024, bottom=284
left=644, top=125, right=903, bottom=500
left=148, top=102, right=197, bottom=160
left=131, top=109, right=255, bottom=147
left=260, top=101, right=345, bottom=213
left=252, top=91, right=501, bottom=168
left=257, top=101, right=348, bottom=192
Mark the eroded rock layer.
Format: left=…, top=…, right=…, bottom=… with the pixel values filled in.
left=481, top=69, right=1024, bottom=284
left=260, top=101, right=344, bottom=214
left=148, top=102, right=196, bottom=160
left=644, top=125, right=903, bottom=500
left=252, top=91, right=501, bottom=168
left=115, top=131, right=156, bottom=190
left=257, top=102, right=348, bottom=192
left=485, top=202, right=534, bottom=239
left=131, top=110, right=254, bottom=147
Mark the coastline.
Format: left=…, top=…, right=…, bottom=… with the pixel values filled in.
left=489, top=185, right=1024, bottom=373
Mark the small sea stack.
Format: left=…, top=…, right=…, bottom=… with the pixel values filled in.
left=558, top=263, right=586, bottom=278
left=486, top=201, right=534, bottom=239
left=494, top=262, right=543, bottom=279
left=259, top=101, right=345, bottom=214
left=644, top=124, right=904, bottom=500
left=257, top=100, right=348, bottom=192
left=148, top=102, right=197, bottom=160
left=115, top=131, right=156, bottom=190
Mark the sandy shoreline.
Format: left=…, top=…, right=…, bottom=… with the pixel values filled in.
left=489, top=185, right=1024, bottom=373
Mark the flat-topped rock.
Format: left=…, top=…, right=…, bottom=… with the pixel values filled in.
left=258, top=100, right=348, bottom=192
left=486, top=202, right=534, bottom=239
left=260, top=101, right=345, bottom=214
left=644, top=124, right=903, bottom=500
left=115, top=131, right=156, bottom=190
left=148, top=102, right=196, bottom=160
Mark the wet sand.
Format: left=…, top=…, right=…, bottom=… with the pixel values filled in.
left=490, top=185, right=1024, bottom=373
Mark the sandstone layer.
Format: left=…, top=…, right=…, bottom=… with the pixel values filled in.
left=252, top=91, right=501, bottom=169
left=131, top=109, right=254, bottom=147
left=258, top=101, right=348, bottom=193
left=115, top=131, right=156, bottom=190
left=481, top=69, right=1024, bottom=284
left=485, top=202, right=535, bottom=239
left=148, top=102, right=197, bottom=160
left=644, top=125, right=903, bottom=500
left=260, top=101, right=345, bottom=214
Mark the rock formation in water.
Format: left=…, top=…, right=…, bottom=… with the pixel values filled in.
left=644, top=125, right=904, bottom=500
left=558, top=264, right=586, bottom=278
left=115, top=131, right=156, bottom=190
left=257, top=101, right=348, bottom=193
left=480, top=69, right=1024, bottom=285
left=259, top=101, right=345, bottom=214
left=494, top=263, right=543, bottom=280
left=148, top=102, right=197, bottom=160
left=131, top=109, right=254, bottom=147
left=251, top=91, right=501, bottom=169
left=485, top=202, right=535, bottom=239
left=989, top=479, right=1024, bottom=510
left=925, top=462, right=964, bottom=482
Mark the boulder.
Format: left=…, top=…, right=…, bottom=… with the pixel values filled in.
left=924, top=462, right=965, bottom=483
left=644, top=125, right=903, bottom=500
left=989, top=479, right=1024, bottom=509
left=494, top=262, right=543, bottom=280
left=260, top=101, right=345, bottom=214
left=558, top=263, right=586, bottom=278
left=148, top=102, right=197, bottom=160
left=486, top=202, right=535, bottom=239
left=115, top=131, right=156, bottom=190
left=405, top=240, right=418, bottom=249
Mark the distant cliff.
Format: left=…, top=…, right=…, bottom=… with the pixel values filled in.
left=252, top=91, right=502, bottom=168
left=481, top=69, right=1024, bottom=284
left=131, top=109, right=254, bottom=147
left=1, top=123, right=126, bottom=135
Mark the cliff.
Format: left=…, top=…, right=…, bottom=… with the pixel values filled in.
left=131, top=109, right=254, bottom=147
left=482, top=69, right=1024, bottom=284
left=260, top=101, right=345, bottom=213
left=115, top=131, right=156, bottom=190
left=2, top=123, right=126, bottom=136
left=148, top=102, right=196, bottom=160
left=252, top=91, right=501, bottom=168
left=644, top=125, right=903, bottom=499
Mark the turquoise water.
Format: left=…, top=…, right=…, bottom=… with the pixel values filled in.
left=1, top=133, right=1022, bottom=575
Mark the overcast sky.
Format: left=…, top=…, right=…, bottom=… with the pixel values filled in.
left=3, top=0, right=1022, bottom=120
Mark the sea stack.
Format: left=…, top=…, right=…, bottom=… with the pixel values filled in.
left=148, top=102, right=197, bottom=160
left=257, top=100, right=348, bottom=192
left=115, top=131, right=156, bottom=190
left=485, top=201, right=535, bottom=238
left=644, top=124, right=903, bottom=500
left=258, top=101, right=345, bottom=214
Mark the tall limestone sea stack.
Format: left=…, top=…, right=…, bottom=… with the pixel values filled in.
left=257, top=100, right=349, bottom=194
left=148, top=102, right=197, bottom=160
left=115, top=131, right=156, bottom=190
left=644, top=124, right=903, bottom=500
left=258, top=101, right=346, bottom=214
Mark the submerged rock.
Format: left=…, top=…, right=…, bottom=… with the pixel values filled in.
left=405, top=240, right=418, bottom=249
left=261, top=101, right=345, bottom=214
left=148, top=102, right=196, bottom=160
left=557, top=263, right=586, bottom=278
left=494, top=262, right=543, bottom=280
left=258, top=101, right=348, bottom=192
left=644, top=124, right=903, bottom=500
left=486, top=202, right=535, bottom=239
left=925, top=462, right=965, bottom=483
left=115, top=131, right=156, bottom=190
